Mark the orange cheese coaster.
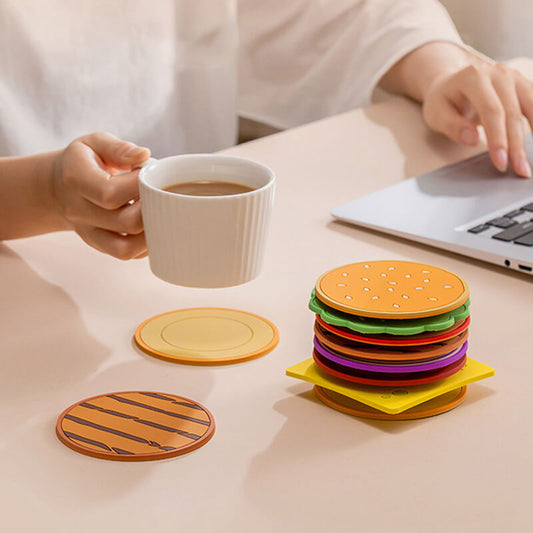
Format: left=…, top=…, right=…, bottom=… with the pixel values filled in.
left=56, top=391, right=215, bottom=461
left=315, top=260, right=469, bottom=319
left=135, top=308, right=279, bottom=365
left=314, top=385, right=467, bottom=421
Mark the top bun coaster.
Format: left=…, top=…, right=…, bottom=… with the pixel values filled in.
left=56, top=391, right=215, bottom=461
left=135, top=308, right=279, bottom=365
left=315, top=260, right=469, bottom=319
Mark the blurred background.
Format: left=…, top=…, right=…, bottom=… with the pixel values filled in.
left=441, top=0, right=533, bottom=60
left=239, top=1, right=533, bottom=143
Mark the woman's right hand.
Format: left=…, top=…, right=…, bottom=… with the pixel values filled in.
left=423, top=62, right=533, bottom=178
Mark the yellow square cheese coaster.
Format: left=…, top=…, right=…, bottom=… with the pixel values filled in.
left=286, top=357, right=494, bottom=415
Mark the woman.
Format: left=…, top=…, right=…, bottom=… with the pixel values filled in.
left=1, top=0, right=532, bottom=259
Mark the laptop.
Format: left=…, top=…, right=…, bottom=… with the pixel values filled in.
left=332, top=136, right=533, bottom=275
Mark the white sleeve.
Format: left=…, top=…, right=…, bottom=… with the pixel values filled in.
left=237, top=0, right=465, bottom=129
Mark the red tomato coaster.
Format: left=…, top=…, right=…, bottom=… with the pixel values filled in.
left=316, top=315, right=470, bottom=346
left=56, top=391, right=215, bottom=461
left=314, top=385, right=467, bottom=420
left=314, top=320, right=468, bottom=362
left=313, top=349, right=467, bottom=386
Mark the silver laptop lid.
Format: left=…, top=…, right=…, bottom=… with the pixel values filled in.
left=332, top=138, right=533, bottom=275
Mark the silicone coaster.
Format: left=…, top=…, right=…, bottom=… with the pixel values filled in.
left=310, top=293, right=470, bottom=335
left=286, top=357, right=493, bottom=413
left=316, top=315, right=470, bottom=346
left=135, top=308, right=279, bottom=365
left=56, top=391, right=215, bottom=461
left=315, top=260, right=469, bottom=319
left=313, top=349, right=467, bottom=386
left=314, top=336, right=468, bottom=373
left=314, top=385, right=467, bottom=421
left=314, top=320, right=468, bottom=362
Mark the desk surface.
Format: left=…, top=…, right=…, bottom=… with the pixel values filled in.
left=3, top=60, right=533, bottom=533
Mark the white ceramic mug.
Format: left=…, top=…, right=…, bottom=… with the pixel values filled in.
left=138, top=154, right=275, bottom=288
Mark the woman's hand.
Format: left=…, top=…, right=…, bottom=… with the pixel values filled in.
left=423, top=62, right=533, bottom=178
left=379, top=42, right=533, bottom=178
left=53, top=132, right=151, bottom=259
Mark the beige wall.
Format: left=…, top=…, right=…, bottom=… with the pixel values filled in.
left=440, top=0, right=533, bottom=60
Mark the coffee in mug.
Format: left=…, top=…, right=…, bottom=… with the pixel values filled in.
left=162, top=180, right=255, bottom=196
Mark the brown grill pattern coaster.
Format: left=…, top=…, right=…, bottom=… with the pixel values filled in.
left=56, top=391, right=215, bottom=461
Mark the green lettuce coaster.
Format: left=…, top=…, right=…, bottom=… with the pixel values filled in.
left=309, top=291, right=470, bottom=336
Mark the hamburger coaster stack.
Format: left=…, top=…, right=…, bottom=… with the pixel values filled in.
left=286, top=260, right=495, bottom=420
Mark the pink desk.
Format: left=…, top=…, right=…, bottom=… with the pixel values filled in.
left=1, top=59, right=532, bottom=533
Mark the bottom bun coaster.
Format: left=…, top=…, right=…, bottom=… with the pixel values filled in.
left=314, top=385, right=467, bottom=421
left=135, top=308, right=279, bottom=365
left=286, top=357, right=494, bottom=414
left=56, top=391, right=215, bottom=461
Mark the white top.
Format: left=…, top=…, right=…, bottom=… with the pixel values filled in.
left=440, top=0, right=533, bottom=61
left=0, top=0, right=463, bottom=157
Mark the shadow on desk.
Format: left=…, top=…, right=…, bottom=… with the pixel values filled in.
left=0, top=245, right=110, bottom=426
left=242, top=382, right=494, bottom=523
left=363, top=98, right=485, bottom=180
left=0, top=245, right=148, bottom=504
left=0, top=244, right=217, bottom=506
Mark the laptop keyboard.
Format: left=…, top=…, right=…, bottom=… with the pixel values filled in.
left=468, top=202, right=533, bottom=245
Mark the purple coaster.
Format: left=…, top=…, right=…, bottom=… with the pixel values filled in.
left=313, top=336, right=468, bottom=374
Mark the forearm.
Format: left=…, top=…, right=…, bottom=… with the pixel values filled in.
left=378, top=41, right=484, bottom=103
left=0, top=150, right=69, bottom=240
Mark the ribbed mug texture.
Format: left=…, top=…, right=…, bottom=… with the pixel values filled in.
left=139, top=155, right=275, bottom=287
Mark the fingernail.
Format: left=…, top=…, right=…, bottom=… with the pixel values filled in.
left=493, top=148, right=508, bottom=172
left=516, top=156, right=532, bottom=178
left=460, top=128, right=477, bottom=145
left=124, top=144, right=150, bottom=158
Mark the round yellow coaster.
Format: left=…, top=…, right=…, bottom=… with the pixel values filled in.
left=314, top=385, right=467, bottom=421
left=135, top=308, right=279, bottom=365
left=56, top=391, right=215, bottom=461
left=315, top=260, right=469, bottom=319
